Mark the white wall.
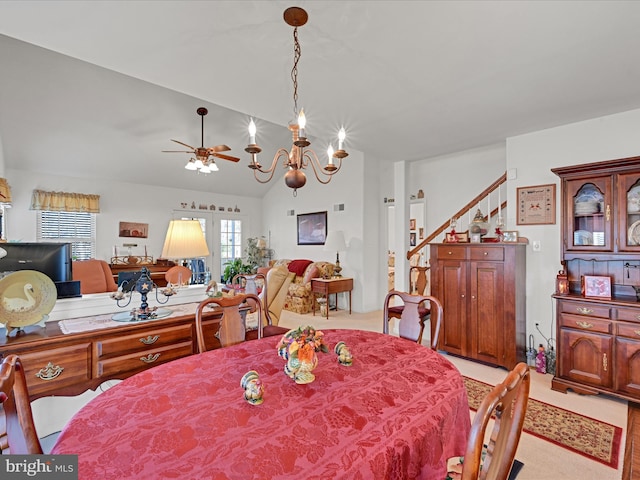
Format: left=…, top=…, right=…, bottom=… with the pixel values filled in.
left=507, top=107, right=640, bottom=350
left=5, top=169, right=263, bottom=281
left=261, top=147, right=370, bottom=312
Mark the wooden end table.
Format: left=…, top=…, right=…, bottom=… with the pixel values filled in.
left=311, top=277, right=353, bottom=319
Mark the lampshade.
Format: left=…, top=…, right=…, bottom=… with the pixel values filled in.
left=324, top=230, right=347, bottom=252
left=161, top=220, right=210, bottom=259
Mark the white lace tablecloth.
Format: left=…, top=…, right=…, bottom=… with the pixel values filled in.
left=59, top=302, right=200, bottom=334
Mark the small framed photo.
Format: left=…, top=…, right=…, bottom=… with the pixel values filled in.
left=470, top=233, right=482, bottom=243
left=502, top=231, right=519, bottom=243
left=581, top=275, right=612, bottom=299
left=410, top=232, right=416, bottom=246
left=456, top=232, right=469, bottom=243
left=409, top=219, right=416, bottom=230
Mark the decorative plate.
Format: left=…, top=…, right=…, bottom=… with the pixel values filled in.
left=574, top=230, right=593, bottom=246
left=0, top=270, right=57, bottom=333
left=628, top=185, right=640, bottom=213
left=575, top=184, right=604, bottom=204
left=628, top=220, right=640, bottom=245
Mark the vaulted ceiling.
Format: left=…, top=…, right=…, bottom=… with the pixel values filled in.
left=1, top=1, right=640, bottom=197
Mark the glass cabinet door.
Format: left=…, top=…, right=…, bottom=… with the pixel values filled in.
left=566, top=177, right=612, bottom=251
left=618, top=172, right=640, bottom=252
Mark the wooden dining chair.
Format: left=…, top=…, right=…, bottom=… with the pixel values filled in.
left=165, top=265, right=192, bottom=286
left=194, top=293, right=262, bottom=353
left=0, top=354, right=44, bottom=454
left=461, top=362, right=530, bottom=480
left=383, top=291, right=443, bottom=349
left=387, top=265, right=431, bottom=323
left=233, top=273, right=289, bottom=340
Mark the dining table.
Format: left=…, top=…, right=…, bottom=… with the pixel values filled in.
left=51, top=328, right=471, bottom=479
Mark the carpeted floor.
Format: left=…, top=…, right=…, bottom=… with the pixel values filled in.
left=464, top=376, right=622, bottom=469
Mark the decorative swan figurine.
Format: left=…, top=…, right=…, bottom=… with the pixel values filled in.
left=2, top=283, right=36, bottom=312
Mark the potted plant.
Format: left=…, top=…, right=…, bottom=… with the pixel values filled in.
left=222, top=258, right=253, bottom=284
left=245, top=237, right=263, bottom=272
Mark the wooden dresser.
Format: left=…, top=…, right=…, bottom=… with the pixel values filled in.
left=430, top=243, right=527, bottom=370
left=0, top=306, right=225, bottom=400
left=552, top=157, right=640, bottom=401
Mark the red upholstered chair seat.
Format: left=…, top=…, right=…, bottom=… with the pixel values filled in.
left=387, top=304, right=430, bottom=319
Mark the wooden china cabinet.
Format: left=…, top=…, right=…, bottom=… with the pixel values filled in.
left=552, top=156, right=640, bottom=401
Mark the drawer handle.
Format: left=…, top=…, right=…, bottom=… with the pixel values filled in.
left=448, top=251, right=453, bottom=255
left=35, top=362, right=64, bottom=381
left=140, top=335, right=160, bottom=345
left=577, top=307, right=593, bottom=315
left=635, top=330, right=640, bottom=337
left=483, top=251, right=488, bottom=256
left=606, top=205, right=611, bottom=222
left=576, top=321, right=594, bottom=329
left=140, top=353, right=161, bottom=364
left=603, top=353, right=608, bottom=372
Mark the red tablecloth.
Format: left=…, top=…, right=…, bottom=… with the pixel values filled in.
left=52, top=329, right=470, bottom=479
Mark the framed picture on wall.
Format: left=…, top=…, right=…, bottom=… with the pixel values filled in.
left=409, top=219, right=416, bottom=230
left=410, top=232, right=416, bottom=246
left=119, top=221, right=148, bottom=238
left=297, top=211, right=327, bottom=245
left=517, top=184, right=556, bottom=225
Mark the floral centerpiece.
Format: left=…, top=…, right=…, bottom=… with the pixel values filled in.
left=277, top=325, right=329, bottom=384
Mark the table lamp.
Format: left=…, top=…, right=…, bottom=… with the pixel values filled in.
left=324, top=230, right=347, bottom=277
left=161, top=220, right=210, bottom=268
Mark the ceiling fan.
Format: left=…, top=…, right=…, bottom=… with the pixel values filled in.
left=163, top=107, right=240, bottom=173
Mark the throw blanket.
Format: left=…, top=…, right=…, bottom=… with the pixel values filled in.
left=288, top=259, right=313, bottom=277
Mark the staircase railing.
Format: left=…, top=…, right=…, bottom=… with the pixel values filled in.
left=406, top=172, right=507, bottom=260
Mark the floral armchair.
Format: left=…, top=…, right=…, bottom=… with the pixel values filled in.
left=270, top=259, right=335, bottom=314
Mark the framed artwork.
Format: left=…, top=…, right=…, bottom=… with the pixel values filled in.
left=409, top=219, right=416, bottom=230
left=297, top=211, right=327, bottom=245
left=581, top=275, right=612, bottom=299
left=446, top=232, right=469, bottom=243
left=119, top=221, right=148, bottom=238
left=419, top=227, right=424, bottom=239
left=410, top=232, right=416, bottom=246
left=517, top=184, right=556, bottom=225
left=502, top=231, right=519, bottom=243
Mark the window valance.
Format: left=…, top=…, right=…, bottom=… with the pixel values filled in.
left=30, top=189, right=100, bottom=213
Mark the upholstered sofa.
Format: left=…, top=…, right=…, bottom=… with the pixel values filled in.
left=270, top=259, right=335, bottom=314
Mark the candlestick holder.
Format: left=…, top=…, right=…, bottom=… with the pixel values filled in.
left=111, top=267, right=176, bottom=321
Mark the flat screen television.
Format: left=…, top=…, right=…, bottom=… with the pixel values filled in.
left=0, top=242, right=73, bottom=283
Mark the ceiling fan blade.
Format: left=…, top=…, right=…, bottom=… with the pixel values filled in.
left=171, top=139, right=196, bottom=150
left=212, top=153, right=241, bottom=162
left=162, top=150, right=194, bottom=153
left=207, top=145, right=231, bottom=153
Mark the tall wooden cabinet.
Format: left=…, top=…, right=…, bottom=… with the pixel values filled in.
left=430, top=243, right=526, bottom=370
left=552, top=156, right=640, bottom=401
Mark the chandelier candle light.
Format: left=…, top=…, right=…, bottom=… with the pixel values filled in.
left=245, top=6, right=348, bottom=196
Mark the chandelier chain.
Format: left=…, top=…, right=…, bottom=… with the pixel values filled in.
left=291, top=26, right=301, bottom=118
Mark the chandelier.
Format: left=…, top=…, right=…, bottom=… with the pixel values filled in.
left=245, top=6, right=348, bottom=196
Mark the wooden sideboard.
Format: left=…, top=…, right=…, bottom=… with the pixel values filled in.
left=110, top=263, right=176, bottom=287
left=0, top=305, right=225, bottom=400
left=430, top=243, right=527, bottom=370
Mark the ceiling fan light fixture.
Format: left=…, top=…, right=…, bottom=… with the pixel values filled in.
left=245, top=6, right=348, bottom=196
left=185, top=159, right=198, bottom=171
left=209, top=162, right=219, bottom=172
left=199, top=164, right=212, bottom=174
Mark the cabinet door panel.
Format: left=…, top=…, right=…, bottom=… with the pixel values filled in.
left=440, top=261, right=467, bottom=356
left=618, top=172, right=640, bottom=252
left=615, top=337, right=640, bottom=395
left=565, top=176, right=612, bottom=252
left=559, top=328, right=612, bottom=388
left=470, top=262, right=504, bottom=365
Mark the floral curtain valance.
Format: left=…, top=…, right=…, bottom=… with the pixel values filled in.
left=0, top=178, right=12, bottom=205
left=30, top=189, right=100, bottom=213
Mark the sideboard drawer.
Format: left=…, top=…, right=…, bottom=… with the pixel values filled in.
left=616, top=307, right=640, bottom=323
left=617, top=322, right=640, bottom=340
left=434, top=245, right=467, bottom=260
left=18, top=343, right=91, bottom=398
left=95, top=324, right=193, bottom=358
left=469, top=247, right=504, bottom=261
left=558, top=301, right=610, bottom=319
left=559, top=313, right=612, bottom=334
left=95, top=341, right=193, bottom=378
